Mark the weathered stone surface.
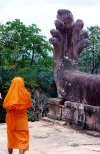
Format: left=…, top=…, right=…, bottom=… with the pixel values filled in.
left=48, top=9, right=100, bottom=132
left=1, top=121, right=100, bottom=154
left=48, top=98, right=63, bottom=120
left=49, top=9, right=100, bottom=106
left=48, top=100, right=100, bottom=132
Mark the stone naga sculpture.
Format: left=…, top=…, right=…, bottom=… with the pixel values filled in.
left=49, top=9, right=100, bottom=107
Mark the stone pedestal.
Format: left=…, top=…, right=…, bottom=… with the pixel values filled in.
left=64, top=102, right=100, bottom=132
left=48, top=98, right=63, bottom=120
left=84, top=105, right=100, bottom=131
left=62, top=101, right=85, bottom=130
left=48, top=99, right=100, bottom=132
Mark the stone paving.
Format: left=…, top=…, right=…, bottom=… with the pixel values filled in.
left=0, top=119, right=100, bottom=154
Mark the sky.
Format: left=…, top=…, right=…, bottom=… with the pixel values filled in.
left=0, top=0, right=100, bottom=40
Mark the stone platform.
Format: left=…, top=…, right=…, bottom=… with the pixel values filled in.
left=1, top=120, right=100, bottom=154
left=48, top=98, right=100, bottom=132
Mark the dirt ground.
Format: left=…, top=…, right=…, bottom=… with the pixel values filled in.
left=0, top=118, right=100, bottom=154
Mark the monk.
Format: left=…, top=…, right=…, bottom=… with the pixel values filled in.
left=3, top=77, right=33, bottom=154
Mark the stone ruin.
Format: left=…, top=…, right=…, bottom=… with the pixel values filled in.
left=48, top=9, right=100, bottom=132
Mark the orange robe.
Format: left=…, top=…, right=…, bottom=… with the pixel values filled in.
left=3, top=77, right=33, bottom=151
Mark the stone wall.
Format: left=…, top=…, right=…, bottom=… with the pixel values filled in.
left=48, top=98, right=100, bottom=132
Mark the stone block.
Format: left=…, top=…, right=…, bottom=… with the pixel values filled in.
left=48, top=98, right=63, bottom=120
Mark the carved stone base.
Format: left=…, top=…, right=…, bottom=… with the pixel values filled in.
left=63, top=101, right=85, bottom=130
left=48, top=98, right=63, bottom=120
left=85, top=105, right=100, bottom=131
left=48, top=98, right=100, bottom=132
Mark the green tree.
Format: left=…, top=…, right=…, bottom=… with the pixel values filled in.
left=0, top=19, right=52, bottom=69
left=0, top=19, right=56, bottom=97
left=78, top=26, right=100, bottom=74
left=0, top=20, right=57, bottom=122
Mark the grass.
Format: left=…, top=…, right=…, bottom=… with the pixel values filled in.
left=70, top=143, right=79, bottom=147
left=35, top=136, right=49, bottom=139
left=33, top=134, right=50, bottom=139
left=55, top=128, right=62, bottom=132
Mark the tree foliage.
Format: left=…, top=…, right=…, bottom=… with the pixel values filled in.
left=78, top=26, right=100, bottom=74
left=0, top=19, right=57, bottom=122
left=0, top=19, right=52, bottom=68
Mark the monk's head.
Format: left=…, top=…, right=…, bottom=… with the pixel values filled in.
left=11, top=77, right=24, bottom=87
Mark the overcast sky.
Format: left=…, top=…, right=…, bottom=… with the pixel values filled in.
left=0, top=0, right=100, bottom=40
